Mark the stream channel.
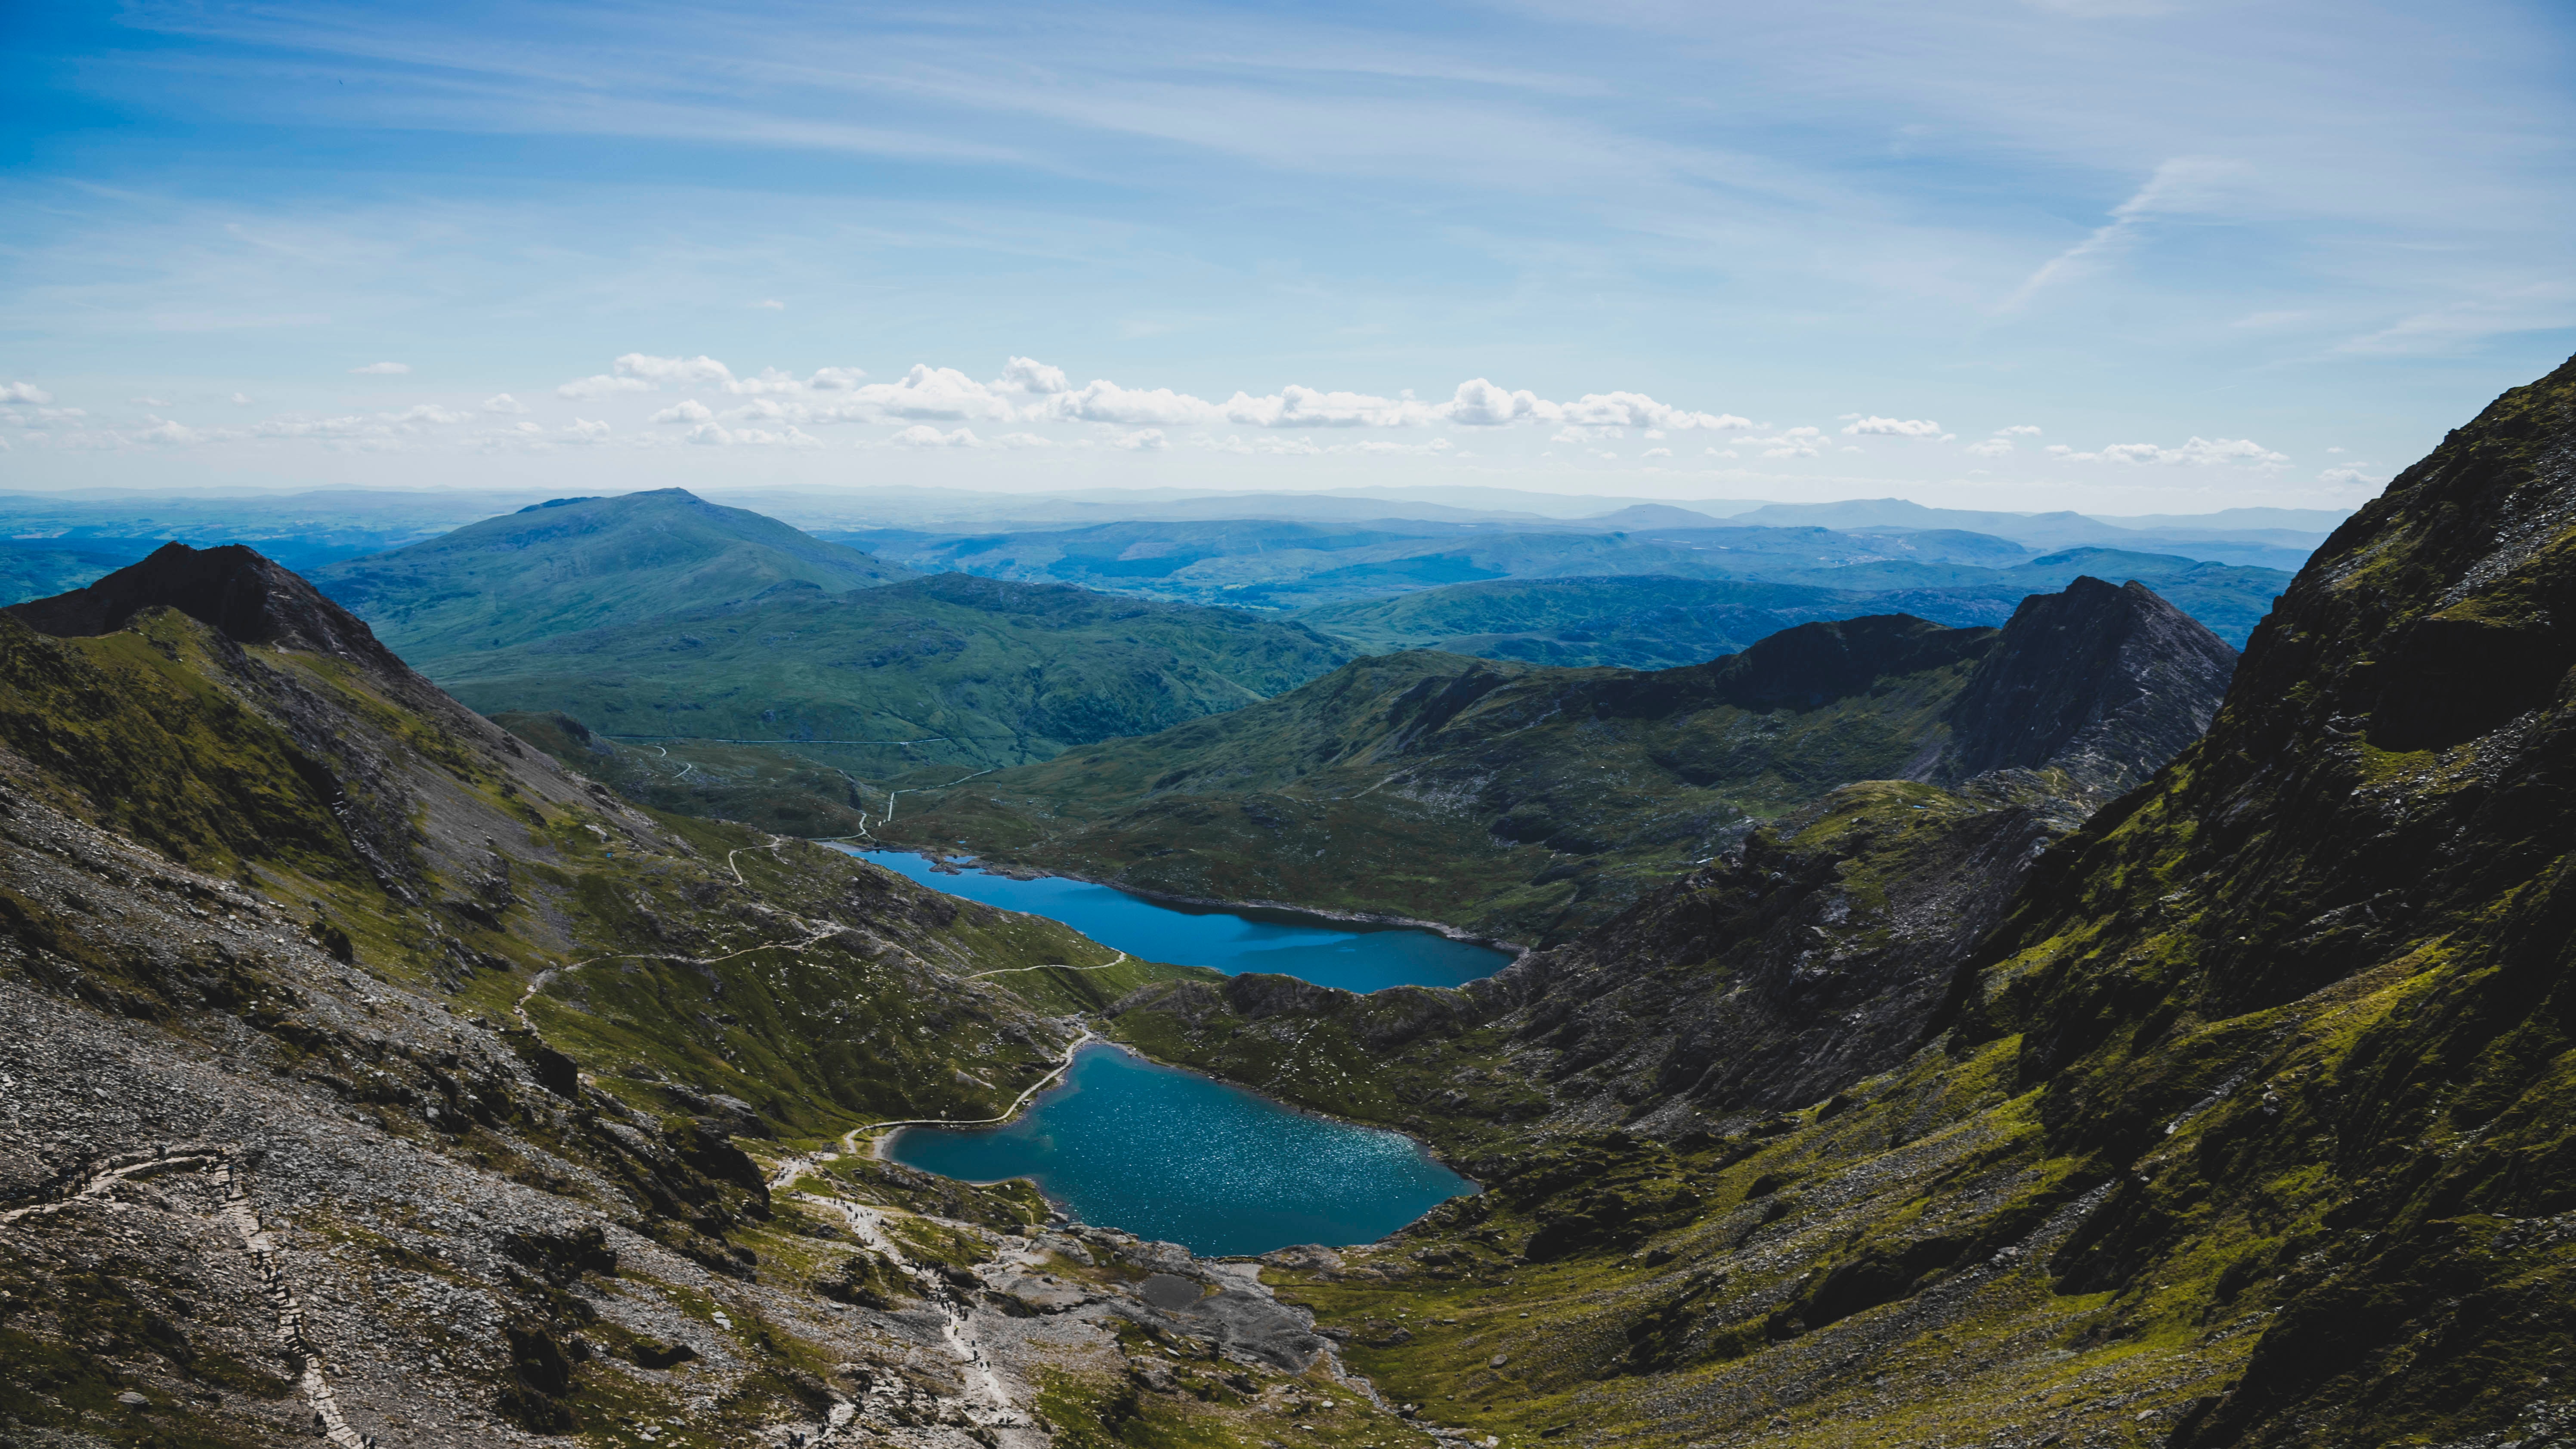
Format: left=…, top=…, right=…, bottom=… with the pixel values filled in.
left=834, top=847, right=1498, bottom=1255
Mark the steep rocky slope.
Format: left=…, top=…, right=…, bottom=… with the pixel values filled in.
left=0, top=546, right=1412, bottom=1449
left=1091, top=355, right=2576, bottom=1449
left=889, top=579, right=2231, bottom=945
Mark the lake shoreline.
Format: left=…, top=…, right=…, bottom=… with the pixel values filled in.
left=881, top=1038, right=1485, bottom=1250
left=849, top=842, right=1531, bottom=964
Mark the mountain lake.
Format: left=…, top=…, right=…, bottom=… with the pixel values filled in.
left=837, top=846, right=1511, bottom=992
left=886, top=1042, right=1475, bottom=1256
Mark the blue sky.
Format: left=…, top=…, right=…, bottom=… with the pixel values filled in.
left=2, top=0, right=2570, bottom=513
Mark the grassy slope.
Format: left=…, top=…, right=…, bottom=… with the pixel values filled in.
left=1080, top=355, right=2576, bottom=1449
left=312, top=488, right=912, bottom=661
left=432, top=572, right=1357, bottom=776
left=0, top=604, right=1206, bottom=1139
left=881, top=618, right=1995, bottom=944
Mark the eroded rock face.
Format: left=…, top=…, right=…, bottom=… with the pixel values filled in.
left=1935, top=574, right=2239, bottom=794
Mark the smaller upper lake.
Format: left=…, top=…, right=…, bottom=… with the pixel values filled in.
left=888, top=1043, right=1475, bottom=1257
left=838, top=847, right=1510, bottom=993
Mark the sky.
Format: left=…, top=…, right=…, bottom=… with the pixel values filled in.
left=2, top=0, right=2570, bottom=514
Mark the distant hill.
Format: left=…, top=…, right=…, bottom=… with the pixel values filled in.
left=878, top=580, right=2235, bottom=942
left=0, top=542, right=125, bottom=606
left=1293, top=576, right=1885, bottom=669
left=1294, top=547, right=2292, bottom=666
left=432, top=572, right=1356, bottom=777
left=839, top=519, right=2056, bottom=611
left=1730, top=497, right=2329, bottom=567
left=314, top=488, right=912, bottom=661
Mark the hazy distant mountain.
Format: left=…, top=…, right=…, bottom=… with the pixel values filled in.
left=1729, top=497, right=2334, bottom=567
left=313, top=488, right=912, bottom=661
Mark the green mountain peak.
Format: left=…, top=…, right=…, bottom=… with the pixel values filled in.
left=312, top=486, right=915, bottom=661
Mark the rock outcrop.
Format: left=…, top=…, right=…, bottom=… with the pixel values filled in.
left=6, top=540, right=410, bottom=673
left=1936, top=572, right=2238, bottom=793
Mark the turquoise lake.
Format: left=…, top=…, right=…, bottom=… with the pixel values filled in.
left=838, top=847, right=1510, bottom=992
left=887, top=1043, right=1475, bottom=1257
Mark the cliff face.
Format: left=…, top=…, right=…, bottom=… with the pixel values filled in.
left=1936, top=574, right=2239, bottom=793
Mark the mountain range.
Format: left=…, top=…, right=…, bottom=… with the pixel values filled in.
left=877, top=576, right=2236, bottom=942
left=0, top=357, right=2571, bottom=1449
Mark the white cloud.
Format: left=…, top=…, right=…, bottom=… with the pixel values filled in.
left=998, top=356, right=1070, bottom=394
left=1842, top=416, right=1943, bottom=437
left=557, top=374, right=653, bottom=399
left=351, top=361, right=411, bottom=375
left=1750, top=426, right=1825, bottom=457
left=1036, top=378, right=1221, bottom=427
left=2101, top=436, right=2287, bottom=467
left=652, top=399, right=716, bottom=423
left=1996, top=424, right=2043, bottom=436
left=130, top=395, right=170, bottom=407
left=809, top=367, right=868, bottom=390
left=891, top=424, right=982, bottom=448
left=1965, top=438, right=2016, bottom=457
left=751, top=298, right=785, bottom=310
left=2317, top=467, right=2387, bottom=486
left=1, top=382, right=54, bottom=404
left=995, top=432, right=1058, bottom=449
left=1438, top=377, right=1545, bottom=426
left=1113, top=427, right=1169, bottom=451
left=384, top=404, right=467, bottom=425
left=684, top=421, right=819, bottom=448
left=132, top=418, right=204, bottom=445
left=1555, top=392, right=1752, bottom=432
left=728, top=368, right=810, bottom=396
left=230, top=392, right=254, bottom=405
left=1223, top=384, right=1420, bottom=428
left=482, top=393, right=529, bottom=414
left=1642, top=447, right=1672, bottom=458
left=562, top=418, right=611, bottom=445
left=558, top=352, right=736, bottom=397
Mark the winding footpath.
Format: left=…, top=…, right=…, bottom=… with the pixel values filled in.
left=765, top=1028, right=1098, bottom=1193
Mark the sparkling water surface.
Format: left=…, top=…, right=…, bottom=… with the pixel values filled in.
left=836, top=847, right=1508, bottom=992
left=887, top=1043, right=1475, bottom=1257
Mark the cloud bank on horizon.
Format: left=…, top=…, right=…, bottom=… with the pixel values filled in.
left=0, top=0, right=2569, bottom=511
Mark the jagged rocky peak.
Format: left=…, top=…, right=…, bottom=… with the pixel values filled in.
left=5, top=540, right=409, bottom=672
left=1936, top=573, right=2237, bottom=793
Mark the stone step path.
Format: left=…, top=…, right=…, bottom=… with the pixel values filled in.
left=803, top=1195, right=1042, bottom=1448
left=4, top=1144, right=372, bottom=1448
